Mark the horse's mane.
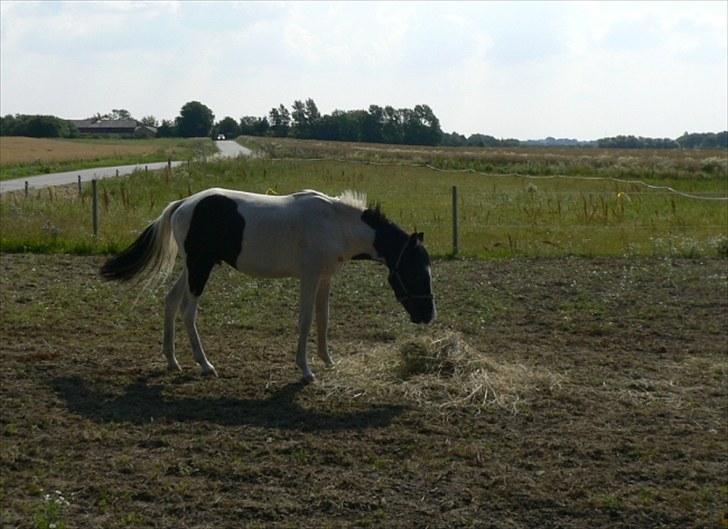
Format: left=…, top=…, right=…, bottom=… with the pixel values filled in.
left=336, top=190, right=367, bottom=209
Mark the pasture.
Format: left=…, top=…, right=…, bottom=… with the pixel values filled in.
left=1, top=140, right=726, bottom=527
left=0, top=137, right=216, bottom=181
left=1, top=146, right=726, bottom=259
left=1, top=253, right=726, bottom=528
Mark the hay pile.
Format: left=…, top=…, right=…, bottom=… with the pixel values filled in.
left=319, top=332, right=563, bottom=413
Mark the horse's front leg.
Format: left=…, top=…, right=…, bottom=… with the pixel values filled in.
left=296, top=274, right=320, bottom=382
left=315, top=277, right=333, bottom=367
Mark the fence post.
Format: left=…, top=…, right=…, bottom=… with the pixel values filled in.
left=116, top=168, right=119, bottom=178
left=92, top=179, right=98, bottom=238
left=452, top=185, right=459, bottom=256
left=24, top=181, right=29, bottom=198
left=77, top=175, right=82, bottom=196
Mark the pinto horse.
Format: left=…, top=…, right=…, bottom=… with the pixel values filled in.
left=100, top=188, right=435, bottom=381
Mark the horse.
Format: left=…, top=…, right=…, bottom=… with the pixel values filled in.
left=100, top=188, right=436, bottom=382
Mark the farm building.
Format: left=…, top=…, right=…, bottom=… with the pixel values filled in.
left=69, top=118, right=157, bottom=138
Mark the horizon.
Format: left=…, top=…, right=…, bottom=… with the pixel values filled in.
left=1, top=1, right=726, bottom=140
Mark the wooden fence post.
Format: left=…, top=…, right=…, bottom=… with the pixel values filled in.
left=92, top=179, right=98, bottom=238
left=77, top=175, right=82, bottom=196
left=452, top=185, right=459, bottom=256
left=24, top=181, right=29, bottom=198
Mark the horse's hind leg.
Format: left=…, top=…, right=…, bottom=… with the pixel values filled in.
left=315, top=277, right=333, bottom=367
left=163, top=271, right=187, bottom=372
left=181, top=290, right=218, bottom=377
left=296, top=274, right=319, bottom=382
left=182, top=258, right=217, bottom=376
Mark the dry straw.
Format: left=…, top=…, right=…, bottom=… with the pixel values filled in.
left=319, top=331, right=564, bottom=414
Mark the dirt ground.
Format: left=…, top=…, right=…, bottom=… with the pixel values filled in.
left=1, top=253, right=726, bottom=528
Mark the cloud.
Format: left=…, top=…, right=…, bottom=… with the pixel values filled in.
left=1, top=1, right=725, bottom=138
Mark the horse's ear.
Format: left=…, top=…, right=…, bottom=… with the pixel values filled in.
left=416, top=232, right=424, bottom=242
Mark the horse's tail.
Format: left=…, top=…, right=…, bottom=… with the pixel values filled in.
left=100, top=198, right=186, bottom=285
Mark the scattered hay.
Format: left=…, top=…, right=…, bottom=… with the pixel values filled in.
left=320, top=332, right=564, bottom=414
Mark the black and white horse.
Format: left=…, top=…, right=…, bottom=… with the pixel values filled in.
left=101, top=188, right=435, bottom=381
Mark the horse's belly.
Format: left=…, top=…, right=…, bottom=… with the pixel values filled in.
left=235, top=239, right=301, bottom=278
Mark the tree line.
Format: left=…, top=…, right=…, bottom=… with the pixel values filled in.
left=1, top=99, right=726, bottom=150
left=596, top=132, right=728, bottom=150
left=0, top=114, right=80, bottom=138
left=222, top=99, right=444, bottom=146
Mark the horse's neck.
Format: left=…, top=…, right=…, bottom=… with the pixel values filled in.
left=372, top=222, right=409, bottom=268
left=356, top=207, right=408, bottom=266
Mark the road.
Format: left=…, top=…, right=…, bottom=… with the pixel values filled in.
left=213, top=140, right=253, bottom=159
left=0, top=140, right=252, bottom=193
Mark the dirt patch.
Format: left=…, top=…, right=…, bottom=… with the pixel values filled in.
left=1, top=254, right=726, bottom=528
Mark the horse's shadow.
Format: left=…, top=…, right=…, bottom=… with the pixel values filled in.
left=49, top=374, right=404, bottom=432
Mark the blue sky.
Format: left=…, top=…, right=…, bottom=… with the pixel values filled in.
left=1, top=1, right=726, bottom=139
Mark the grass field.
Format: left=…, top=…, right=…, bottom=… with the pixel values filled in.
left=0, top=137, right=217, bottom=181
left=1, top=253, right=726, bottom=528
left=238, top=135, right=728, bottom=181
left=1, top=147, right=726, bottom=258
left=1, top=138, right=726, bottom=528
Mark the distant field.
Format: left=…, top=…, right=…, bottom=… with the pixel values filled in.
left=0, top=137, right=216, bottom=181
left=238, top=135, right=728, bottom=181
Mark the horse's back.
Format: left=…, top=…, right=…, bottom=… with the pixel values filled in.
left=172, top=188, right=345, bottom=279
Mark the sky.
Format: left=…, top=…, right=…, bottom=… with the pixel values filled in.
left=0, top=1, right=726, bottom=140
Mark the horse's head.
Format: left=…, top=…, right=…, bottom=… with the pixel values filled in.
left=387, top=232, right=436, bottom=324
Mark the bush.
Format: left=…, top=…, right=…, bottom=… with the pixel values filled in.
left=0, top=114, right=78, bottom=138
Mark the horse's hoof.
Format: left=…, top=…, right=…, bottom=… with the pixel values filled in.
left=201, top=367, right=218, bottom=377
left=302, top=372, right=315, bottom=384
left=167, top=363, right=182, bottom=373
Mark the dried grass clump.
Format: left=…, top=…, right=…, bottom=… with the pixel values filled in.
left=320, top=332, right=563, bottom=414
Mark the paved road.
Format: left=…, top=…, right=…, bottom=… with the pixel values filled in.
left=213, top=140, right=253, bottom=158
left=0, top=140, right=252, bottom=193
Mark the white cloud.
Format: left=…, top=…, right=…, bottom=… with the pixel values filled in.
left=1, top=0, right=725, bottom=138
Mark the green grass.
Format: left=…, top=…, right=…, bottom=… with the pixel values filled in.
left=238, top=135, right=728, bottom=181
left=0, top=138, right=217, bottom=181
left=1, top=150, right=726, bottom=258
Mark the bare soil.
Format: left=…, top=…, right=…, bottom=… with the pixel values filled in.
left=1, top=253, right=726, bottom=528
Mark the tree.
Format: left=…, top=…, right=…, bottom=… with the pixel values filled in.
left=291, top=98, right=322, bottom=139
left=140, top=115, right=159, bottom=127
left=215, top=116, right=241, bottom=139
left=441, top=131, right=467, bottom=146
left=175, top=101, right=215, bottom=138
left=269, top=104, right=291, bottom=137
left=381, top=106, right=403, bottom=144
left=111, top=109, right=132, bottom=120
left=0, top=114, right=77, bottom=138
left=401, top=104, right=442, bottom=145
left=157, top=119, right=177, bottom=138
left=0, top=114, right=17, bottom=135
left=92, top=109, right=133, bottom=121
left=361, top=105, right=384, bottom=143
left=239, top=116, right=269, bottom=136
